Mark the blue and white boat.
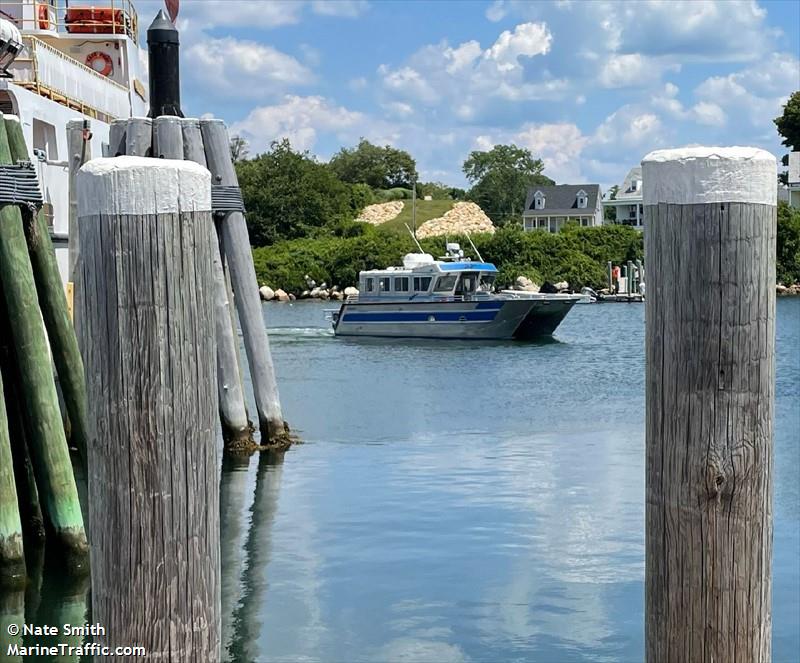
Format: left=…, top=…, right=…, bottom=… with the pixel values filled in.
left=328, top=243, right=582, bottom=340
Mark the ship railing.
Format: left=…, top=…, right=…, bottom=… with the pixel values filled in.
left=8, top=35, right=130, bottom=121
left=342, top=294, right=490, bottom=304
left=0, top=0, right=138, bottom=41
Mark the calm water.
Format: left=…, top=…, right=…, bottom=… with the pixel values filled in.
left=4, top=299, right=799, bottom=662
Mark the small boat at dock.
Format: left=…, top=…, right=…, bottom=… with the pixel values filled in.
left=327, top=243, right=582, bottom=340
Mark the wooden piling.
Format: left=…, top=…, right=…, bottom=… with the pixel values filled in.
left=0, top=371, right=24, bottom=587
left=5, top=116, right=91, bottom=467
left=125, top=117, right=152, bottom=157
left=180, top=118, right=252, bottom=445
left=0, top=115, right=87, bottom=564
left=153, top=115, right=183, bottom=159
left=200, top=119, right=286, bottom=443
left=643, top=147, right=776, bottom=662
left=107, top=119, right=127, bottom=157
left=78, top=156, right=220, bottom=660
left=67, top=119, right=91, bottom=281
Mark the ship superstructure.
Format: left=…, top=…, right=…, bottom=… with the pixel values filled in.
left=0, top=0, right=147, bottom=282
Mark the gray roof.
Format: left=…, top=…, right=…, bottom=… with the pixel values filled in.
left=523, top=184, right=601, bottom=216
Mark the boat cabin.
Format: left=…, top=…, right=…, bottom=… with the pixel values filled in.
left=358, top=250, right=498, bottom=300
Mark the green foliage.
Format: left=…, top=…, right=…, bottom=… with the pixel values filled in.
left=417, top=181, right=463, bottom=200
left=463, top=144, right=554, bottom=225
left=236, top=139, right=366, bottom=246
left=373, top=187, right=414, bottom=201
left=774, top=91, right=800, bottom=151
left=379, top=199, right=454, bottom=234
left=329, top=139, right=418, bottom=189
left=253, top=223, right=645, bottom=293
left=777, top=201, right=800, bottom=284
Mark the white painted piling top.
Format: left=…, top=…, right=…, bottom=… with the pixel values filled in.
left=77, top=156, right=211, bottom=217
left=642, top=146, right=776, bottom=206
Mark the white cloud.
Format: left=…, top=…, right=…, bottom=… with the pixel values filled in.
left=690, top=101, right=726, bottom=127
left=484, top=22, right=552, bottom=72
left=382, top=101, right=415, bottom=118
left=599, top=54, right=679, bottom=89
left=310, top=0, right=369, bottom=18
left=485, top=1, right=508, bottom=22
left=230, top=95, right=365, bottom=153
left=379, top=21, right=565, bottom=118
left=514, top=122, right=588, bottom=183
left=185, top=37, right=313, bottom=98
left=651, top=83, right=726, bottom=126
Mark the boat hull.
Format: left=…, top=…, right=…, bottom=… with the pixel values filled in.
left=332, top=298, right=577, bottom=340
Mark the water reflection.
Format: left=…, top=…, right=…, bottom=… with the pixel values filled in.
left=222, top=451, right=285, bottom=663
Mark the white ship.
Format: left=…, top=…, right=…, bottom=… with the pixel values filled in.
left=0, top=0, right=147, bottom=283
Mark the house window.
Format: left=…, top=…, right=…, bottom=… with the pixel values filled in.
left=380, top=277, right=391, bottom=292
left=576, top=190, right=588, bottom=209
left=524, top=218, right=535, bottom=231
left=413, top=276, right=432, bottom=291
left=365, top=278, right=374, bottom=292
left=534, top=192, right=545, bottom=210
left=394, top=277, right=409, bottom=292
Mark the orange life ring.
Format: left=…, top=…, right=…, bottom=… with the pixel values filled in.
left=86, top=51, right=113, bottom=77
left=37, top=3, right=50, bottom=30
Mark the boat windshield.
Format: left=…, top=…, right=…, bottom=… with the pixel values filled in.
left=477, top=273, right=496, bottom=292
left=454, top=272, right=479, bottom=296
left=433, top=274, right=458, bottom=293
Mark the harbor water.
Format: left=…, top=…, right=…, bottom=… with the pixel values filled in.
left=5, top=298, right=800, bottom=662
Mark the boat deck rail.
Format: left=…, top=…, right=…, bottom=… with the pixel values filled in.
left=7, top=35, right=130, bottom=121
left=1, top=1, right=138, bottom=41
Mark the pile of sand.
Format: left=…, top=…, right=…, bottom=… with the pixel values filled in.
left=415, top=202, right=495, bottom=239
left=356, top=201, right=404, bottom=225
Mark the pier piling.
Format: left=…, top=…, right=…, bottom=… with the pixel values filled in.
left=201, top=118, right=286, bottom=443
left=643, top=147, right=776, bottom=662
left=0, top=115, right=87, bottom=566
left=78, top=156, right=220, bottom=660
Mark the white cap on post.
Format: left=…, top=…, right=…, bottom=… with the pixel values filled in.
left=641, top=146, right=776, bottom=206
left=77, top=155, right=211, bottom=217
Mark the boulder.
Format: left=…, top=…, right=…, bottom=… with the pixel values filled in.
left=310, top=287, right=321, bottom=298
left=288, top=293, right=296, bottom=301
left=554, top=281, right=569, bottom=292
left=319, top=290, right=330, bottom=300
left=523, top=283, right=540, bottom=293
left=259, top=286, right=274, bottom=301
left=332, top=291, right=345, bottom=301
left=274, top=288, right=290, bottom=302
left=776, top=283, right=788, bottom=294
left=344, top=286, right=359, bottom=297
left=356, top=201, right=404, bottom=225
left=300, top=290, right=311, bottom=299
left=514, top=276, right=533, bottom=290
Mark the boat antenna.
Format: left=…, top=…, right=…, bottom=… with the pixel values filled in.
left=404, top=224, right=425, bottom=253
left=465, top=231, right=484, bottom=262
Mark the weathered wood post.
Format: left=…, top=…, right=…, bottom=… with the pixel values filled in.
left=181, top=118, right=252, bottom=445
left=0, top=115, right=87, bottom=564
left=5, top=116, right=91, bottom=466
left=643, top=147, right=776, bottom=662
left=200, top=119, right=286, bottom=443
left=125, top=117, right=152, bottom=157
left=78, top=156, right=220, bottom=660
left=107, top=119, right=127, bottom=157
left=67, top=119, right=91, bottom=280
left=0, top=371, right=24, bottom=586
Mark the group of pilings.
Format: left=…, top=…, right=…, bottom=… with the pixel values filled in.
left=0, top=113, right=89, bottom=588
left=89, top=114, right=287, bottom=451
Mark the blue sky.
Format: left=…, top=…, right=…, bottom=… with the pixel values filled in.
left=142, top=0, right=799, bottom=189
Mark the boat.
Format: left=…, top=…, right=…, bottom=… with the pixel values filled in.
left=327, top=242, right=582, bottom=340
left=0, top=0, right=147, bottom=285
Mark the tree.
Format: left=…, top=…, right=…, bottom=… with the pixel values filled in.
left=329, top=139, right=417, bottom=189
left=774, top=91, right=800, bottom=151
left=777, top=200, right=800, bottom=285
left=604, top=185, right=619, bottom=222
left=236, top=139, right=363, bottom=246
left=230, top=135, right=249, bottom=163
left=463, top=144, right=553, bottom=225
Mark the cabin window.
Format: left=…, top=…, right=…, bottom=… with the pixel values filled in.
left=478, top=273, right=496, bottom=292
left=364, top=278, right=374, bottom=292
left=413, top=276, right=432, bottom=291
left=380, top=277, right=391, bottom=292
left=456, top=272, right=478, bottom=295
left=433, top=274, right=457, bottom=293
left=394, top=277, right=409, bottom=292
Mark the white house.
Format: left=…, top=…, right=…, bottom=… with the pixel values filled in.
left=602, top=166, right=643, bottom=229
left=522, top=184, right=603, bottom=233
left=788, top=152, right=800, bottom=209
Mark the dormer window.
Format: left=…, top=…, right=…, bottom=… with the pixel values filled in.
left=534, top=192, right=545, bottom=210
left=576, top=189, right=588, bottom=209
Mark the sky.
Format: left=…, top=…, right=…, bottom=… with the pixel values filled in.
left=139, top=0, right=800, bottom=190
